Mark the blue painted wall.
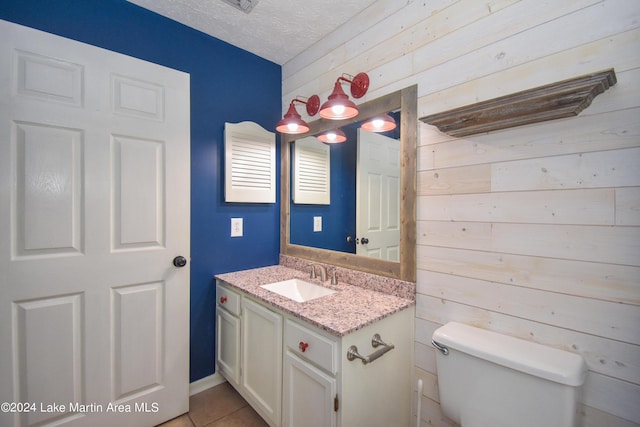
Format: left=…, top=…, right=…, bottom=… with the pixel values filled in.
left=0, top=0, right=282, bottom=382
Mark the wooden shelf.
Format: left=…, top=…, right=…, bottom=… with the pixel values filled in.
left=420, top=69, right=617, bottom=137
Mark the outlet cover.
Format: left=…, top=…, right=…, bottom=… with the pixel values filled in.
left=313, top=216, right=322, bottom=232
left=231, top=218, right=243, bottom=237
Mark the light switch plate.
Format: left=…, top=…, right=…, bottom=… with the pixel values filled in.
left=313, top=216, right=322, bottom=232
left=231, top=218, right=243, bottom=237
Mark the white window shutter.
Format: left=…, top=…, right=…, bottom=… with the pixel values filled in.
left=293, top=137, right=330, bottom=205
left=224, top=121, right=276, bottom=203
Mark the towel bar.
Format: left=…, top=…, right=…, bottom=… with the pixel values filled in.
left=347, top=333, right=395, bottom=365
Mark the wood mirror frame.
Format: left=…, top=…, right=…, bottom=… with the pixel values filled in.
left=280, top=85, right=417, bottom=282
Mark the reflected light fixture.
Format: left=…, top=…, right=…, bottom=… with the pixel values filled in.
left=276, top=95, right=320, bottom=134
left=361, top=113, right=397, bottom=132
left=317, top=129, right=347, bottom=144
left=319, top=72, right=370, bottom=120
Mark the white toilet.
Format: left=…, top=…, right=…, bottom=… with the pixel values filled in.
left=432, top=322, right=587, bottom=427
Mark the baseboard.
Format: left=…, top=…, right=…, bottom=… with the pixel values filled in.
left=189, top=372, right=226, bottom=396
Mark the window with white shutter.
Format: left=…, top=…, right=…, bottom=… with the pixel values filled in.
left=293, top=137, right=330, bottom=205
left=224, top=121, right=275, bottom=203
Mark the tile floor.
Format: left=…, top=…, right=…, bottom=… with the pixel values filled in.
left=157, top=382, right=268, bottom=427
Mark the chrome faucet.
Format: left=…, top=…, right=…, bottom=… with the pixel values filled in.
left=310, top=264, right=327, bottom=282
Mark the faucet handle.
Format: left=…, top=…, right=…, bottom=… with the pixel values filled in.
left=310, top=265, right=317, bottom=279
left=331, top=270, right=338, bottom=285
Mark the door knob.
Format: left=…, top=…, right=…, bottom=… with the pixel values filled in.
left=360, top=237, right=369, bottom=244
left=173, top=256, right=187, bottom=267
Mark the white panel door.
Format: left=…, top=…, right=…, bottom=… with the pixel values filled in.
left=356, top=129, right=400, bottom=260
left=0, top=20, right=190, bottom=427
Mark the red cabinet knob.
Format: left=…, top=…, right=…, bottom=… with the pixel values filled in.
left=220, top=296, right=228, bottom=304
left=299, top=341, right=309, bottom=352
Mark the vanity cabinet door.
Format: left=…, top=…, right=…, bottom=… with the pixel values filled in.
left=216, top=283, right=241, bottom=386
left=283, top=352, right=336, bottom=427
left=242, top=298, right=283, bottom=426
left=216, top=307, right=240, bottom=385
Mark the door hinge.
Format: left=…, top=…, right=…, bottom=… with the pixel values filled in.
left=334, top=394, right=339, bottom=412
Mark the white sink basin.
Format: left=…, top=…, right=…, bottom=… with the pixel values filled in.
left=261, top=278, right=336, bottom=303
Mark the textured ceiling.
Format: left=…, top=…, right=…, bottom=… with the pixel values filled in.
left=127, top=0, right=378, bottom=65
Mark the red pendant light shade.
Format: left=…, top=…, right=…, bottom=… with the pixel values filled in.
left=276, top=95, right=320, bottom=134
left=319, top=82, right=358, bottom=120
left=276, top=102, right=308, bottom=134
left=361, top=113, right=397, bottom=132
left=317, top=128, right=347, bottom=144
left=319, top=72, right=370, bottom=120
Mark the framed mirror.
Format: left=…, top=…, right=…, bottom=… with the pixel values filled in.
left=281, top=85, right=417, bottom=282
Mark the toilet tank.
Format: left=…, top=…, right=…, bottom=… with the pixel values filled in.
left=432, top=322, right=587, bottom=427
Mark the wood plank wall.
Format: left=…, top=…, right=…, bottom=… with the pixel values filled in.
left=282, top=1, right=640, bottom=425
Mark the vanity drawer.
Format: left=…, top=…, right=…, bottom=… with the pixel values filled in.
left=216, top=282, right=241, bottom=316
left=285, top=319, right=337, bottom=375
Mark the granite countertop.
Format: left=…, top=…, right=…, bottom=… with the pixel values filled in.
left=215, top=265, right=414, bottom=337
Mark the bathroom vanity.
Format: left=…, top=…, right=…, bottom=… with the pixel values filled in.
left=215, top=264, right=414, bottom=427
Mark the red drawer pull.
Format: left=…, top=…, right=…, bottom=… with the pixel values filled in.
left=299, top=341, right=309, bottom=352
left=220, top=296, right=228, bottom=304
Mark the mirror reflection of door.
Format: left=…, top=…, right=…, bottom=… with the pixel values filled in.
left=356, top=129, right=400, bottom=261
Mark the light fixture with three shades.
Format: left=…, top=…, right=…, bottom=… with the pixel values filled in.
left=276, top=72, right=396, bottom=142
